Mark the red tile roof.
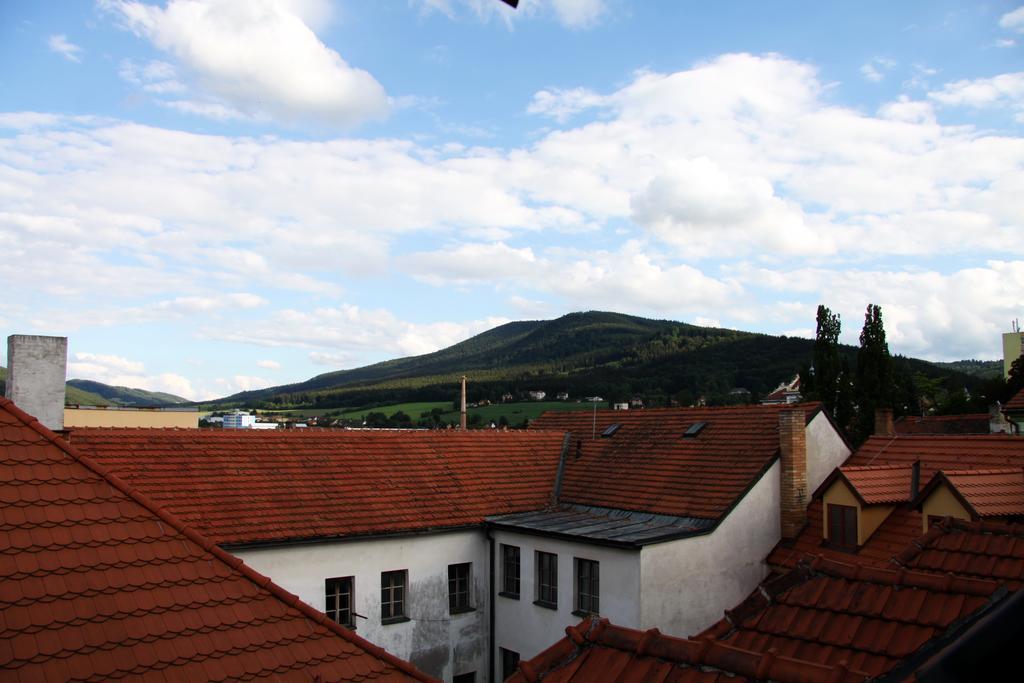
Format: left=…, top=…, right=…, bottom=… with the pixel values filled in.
left=894, top=414, right=990, bottom=435
left=530, top=403, right=825, bottom=520
left=1006, top=387, right=1024, bottom=413
left=68, top=428, right=566, bottom=546
left=0, top=397, right=433, bottom=682
left=506, top=615, right=870, bottom=683
left=848, top=434, right=1024, bottom=481
left=770, top=434, right=1024, bottom=571
left=768, top=500, right=923, bottom=571
left=895, top=518, right=1024, bottom=590
left=918, top=468, right=1024, bottom=518
left=828, top=464, right=914, bottom=505
left=699, top=555, right=1000, bottom=679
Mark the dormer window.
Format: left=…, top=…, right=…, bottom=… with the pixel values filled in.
left=827, top=504, right=858, bottom=550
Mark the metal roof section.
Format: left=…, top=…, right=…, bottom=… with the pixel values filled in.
left=600, top=423, right=621, bottom=438
left=683, top=421, right=708, bottom=437
left=486, top=504, right=715, bottom=547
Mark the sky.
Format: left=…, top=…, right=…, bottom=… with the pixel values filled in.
left=1, top=0, right=1022, bottom=401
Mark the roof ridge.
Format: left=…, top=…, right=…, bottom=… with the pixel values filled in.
left=943, top=467, right=1024, bottom=476
left=0, top=397, right=435, bottom=681
left=841, top=463, right=912, bottom=472
left=805, top=554, right=997, bottom=596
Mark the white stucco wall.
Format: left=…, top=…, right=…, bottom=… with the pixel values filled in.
left=637, top=412, right=850, bottom=638
left=638, top=459, right=781, bottom=637
left=491, top=530, right=640, bottom=664
left=806, top=411, right=852, bottom=493
left=232, top=529, right=488, bottom=682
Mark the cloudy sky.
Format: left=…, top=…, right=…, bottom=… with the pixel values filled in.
left=1, top=1, right=1022, bottom=401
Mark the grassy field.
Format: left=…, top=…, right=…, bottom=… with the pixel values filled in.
left=334, top=401, right=452, bottom=422
left=244, top=400, right=599, bottom=425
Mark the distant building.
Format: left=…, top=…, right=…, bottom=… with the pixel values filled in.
left=760, top=375, right=801, bottom=405
left=64, top=405, right=199, bottom=428
left=528, top=390, right=546, bottom=401
left=1004, top=322, right=1024, bottom=378
left=555, top=392, right=569, bottom=401
left=612, top=402, right=629, bottom=410
left=223, top=411, right=256, bottom=429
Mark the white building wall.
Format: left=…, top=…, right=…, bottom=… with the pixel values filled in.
left=638, top=460, right=781, bottom=637
left=490, top=530, right=640, bottom=664
left=637, top=412, right=850, bottom=638
left=806, top=411, right=852, bottom=493
left=232, top=529, right=489, bottom=682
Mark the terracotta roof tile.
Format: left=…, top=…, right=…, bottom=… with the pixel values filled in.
left=507, top=616, right=870, bottom=683
left=530, top=403, right=823, bottom=520
left=68, top=427, right=566, bottom=545
left=0, top=397, right=434, bottom=682
left=1005, top=388, right=1024, bottom=413
left=837, top=465, right=914, bottom=504
left=895, top=518, right=1024, bottom=590
left=894, top=414, right=991, bottom=435
left=699, top=554, right=1001, bottom=679
left=936, top=468, right=1024, bottom=517
left=768, top=434, right=1024, bottom=572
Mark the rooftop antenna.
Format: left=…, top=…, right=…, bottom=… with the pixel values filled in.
left=1013, top=319, right=1020, bottom=333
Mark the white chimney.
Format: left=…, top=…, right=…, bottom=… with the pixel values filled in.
left=5, top=335, right=67, bottom=431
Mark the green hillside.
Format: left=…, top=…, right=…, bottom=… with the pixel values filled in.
left=65, top=379, right=188, bottom=407
left=209, top=311, right=985, bottom=412
left=931, top=359, right=1003, bottom=380
left=1, top=366, right=184, bottom=407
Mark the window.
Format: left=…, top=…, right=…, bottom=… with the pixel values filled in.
left=574, top=558, right=599, bottom=615
left=381, top=570, right=408, bottom=623
left=535, top=551, right=557, bottom=608
left=325, top=576, right=355, bottom=628
left=501, top=544, right=520, bottom=598
left=448, top=562, right=472, bottom=613
left=500, top=648, right=520, bottom=680
left=600, top=423, right=621, bottom=437
left=827, top=504, right=858, bottom=549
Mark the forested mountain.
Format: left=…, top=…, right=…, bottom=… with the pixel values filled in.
left=209, top=311, right=985, bottom=411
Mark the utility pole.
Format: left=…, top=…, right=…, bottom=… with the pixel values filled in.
left=460, top=375, right=467, bottom=431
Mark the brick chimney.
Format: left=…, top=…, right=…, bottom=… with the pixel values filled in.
left=874, top=408, right=895, bottom=437
left=779, top=407, right=807, bottom=540
left=5, top=335, right=67, bottom=432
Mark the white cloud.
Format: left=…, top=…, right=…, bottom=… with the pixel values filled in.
left=549, top=0, right=607, bottom=29
left=413, top=0, right=607, bottom=30
left=309, top=350, right=355, bottom=367
left=860, top=57, right=895, bottom=83
left=205, top=304, right=511, bottom=358
left=256, top=359, right=281, bottom=370
left=71, top=352, right=145, bottom=375
left=728, top=260, right=1024, bottom=360
left=928, top=72, right=1024, bottom=108
left=527, top=87, right=606, bottom=122
left=102, top=0, right=388, bottom=125
left=67, top=352, right=203, bottom=400
left=47, top=34, right=83, bottom=62
left=999, top=6, right=1024, bottom=33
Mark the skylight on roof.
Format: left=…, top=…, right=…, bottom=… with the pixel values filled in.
left=601, top=423, right=621, bottom=438
left=683, top=422, right=707, bottom=438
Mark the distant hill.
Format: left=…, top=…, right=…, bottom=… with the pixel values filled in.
left=208, top=311, right=983, bottom=411
left=1, top=366, right=187, bottom=407
left=931, top=359, right=1003, bottom=380
left=65, top=379, right=188, bottom=407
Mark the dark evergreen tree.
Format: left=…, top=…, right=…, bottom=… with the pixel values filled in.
left=854, top=304, right=894, bottom=441
left=805, top=306, right=841, bottom=405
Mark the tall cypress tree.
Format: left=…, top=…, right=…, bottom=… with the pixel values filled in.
left=813, top=305, right=842, bottom=410
left=855, top=303, right=893, bottom=440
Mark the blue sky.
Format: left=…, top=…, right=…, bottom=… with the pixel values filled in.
left=1, top=0, right=1022, bottom=401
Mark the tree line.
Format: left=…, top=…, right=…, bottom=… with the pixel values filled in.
left=801, top=303, right=1023, bottom=444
